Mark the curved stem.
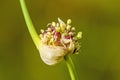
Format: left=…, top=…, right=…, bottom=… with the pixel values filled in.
left=20, top=0, right=78, bottom=80
left=19, top=0, right=40, bottom=49
left=64, top=55, right=78, bottom=80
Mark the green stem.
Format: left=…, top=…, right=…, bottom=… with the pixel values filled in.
left=64, top=55, right=78, bottom=80
left=19, top=0, right=40, bottom=49
left=20, top=0, right=78, bottom=80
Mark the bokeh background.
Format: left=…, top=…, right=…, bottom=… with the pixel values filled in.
left=0, top=0, right=120, bottom=80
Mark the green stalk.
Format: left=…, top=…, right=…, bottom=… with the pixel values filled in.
left=19, top=0, right=40, bottom=49
left=19, top=0, right=78, bottom=80
left=64, top=55, right=78, bottom=80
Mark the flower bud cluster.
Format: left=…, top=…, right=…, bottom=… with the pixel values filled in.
left=39, top=18, right=82, bottom=65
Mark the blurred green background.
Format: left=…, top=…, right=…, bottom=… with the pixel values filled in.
left=0, top=0, right=120, bottom=80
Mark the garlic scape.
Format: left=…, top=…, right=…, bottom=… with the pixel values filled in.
left=20, top=0, right=82, bottom=80
left=39, top=18, right=82, bottom=65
